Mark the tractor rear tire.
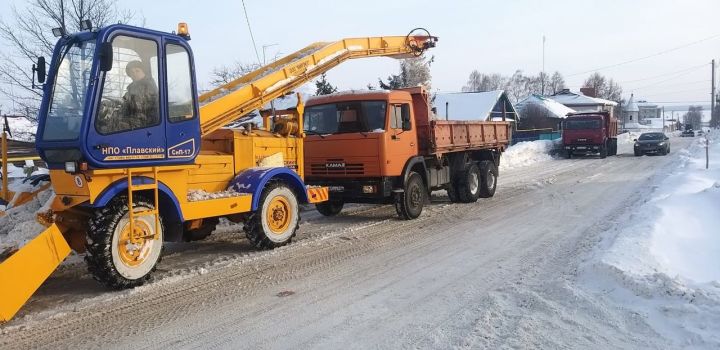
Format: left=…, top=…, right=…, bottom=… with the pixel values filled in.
left=395, top=172, right=425, bottom=220
left=85, top=195, right=164, bottom=289
left=244, top=181, right=299, bottom=249
left=478, top=160, right=498, bottom=198
left=456, top=163, right=481, bottom=203
left=316, top=200, right=344, bottom=216
left=183, top=217, right=219, bottom=242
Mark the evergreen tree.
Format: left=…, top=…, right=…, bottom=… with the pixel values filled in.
left=314, top=73, right=338, bottom=95
left=378, top=55, right=433, bottom=90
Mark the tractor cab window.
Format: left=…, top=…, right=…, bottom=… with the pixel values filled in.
left=96, top=35, right=160, bottom=134
left=304, top=101, right=387, bottom=134
left=43, top=39, right=96, bottom=141
left=166, top=44, right=194, bottom=122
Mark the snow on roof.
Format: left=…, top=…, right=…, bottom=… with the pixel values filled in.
left=432, top=90, right=517, bottom=121
left=515, top=94, right=576, bottom=119
left=305, top=89, right=391, bottom=104
left=624, top=94, right=639, bottom=112
left=548, top=90, right=618, bottom=107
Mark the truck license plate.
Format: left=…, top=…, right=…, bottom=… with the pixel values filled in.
left=576, top=146, right=586, bottom=149
left=328, top=186, right=345, bottom=192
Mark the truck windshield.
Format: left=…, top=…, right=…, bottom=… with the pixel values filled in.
left=304, top=101, right=387, bottom=134
left=42, top=39, right=96, bottom=141
left=564, top=119, right=601, bottom=130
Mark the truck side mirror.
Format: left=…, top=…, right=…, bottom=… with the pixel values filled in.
left=99, top=42, right=113, bottom=71
left=34, top=56, right=46, bottom=84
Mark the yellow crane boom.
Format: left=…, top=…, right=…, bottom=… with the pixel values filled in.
left=198, top=33, right=437, bottom=136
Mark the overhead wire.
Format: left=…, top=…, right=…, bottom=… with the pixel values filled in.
left=566, top=33, right=720, bottom=77
left=241, top=0, right=262, bottom=65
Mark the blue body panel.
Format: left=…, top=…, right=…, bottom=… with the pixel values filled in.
left=229, top=168, right=310, bottom=210
left=36, top=24, right=201, bottom=169
left=90, top=176, right=184, bottom=221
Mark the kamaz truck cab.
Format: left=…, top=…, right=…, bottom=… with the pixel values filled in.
left=562, top=111, right=618, bottom=159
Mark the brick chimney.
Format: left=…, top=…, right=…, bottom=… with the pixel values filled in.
left=580, top=87, right=597, bottom=97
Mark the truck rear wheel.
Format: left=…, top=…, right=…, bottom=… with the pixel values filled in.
left=183, top=217, right=219, bottom=242
left=86, top=195, right=164, bottom=289
left=395, top=171, right=425, bottom=220
left=244, top=181, right=299, bottom=249
left=457, top=163, right=481, bottom=203
left=316, top=200, right=343, bottom=216
left=478, top=160, right=498, bottom=198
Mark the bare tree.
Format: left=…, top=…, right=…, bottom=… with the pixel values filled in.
left=0, top=0, right=136, bottom=123
left=462, top=71, right=506, bottom=92
left=582, top=72, right=622, bottom=102
left=209, top=61, right=260, bottom=88
left=683, top=105, right=703, bottom=130
left=548, top=71, right=566, bottom=95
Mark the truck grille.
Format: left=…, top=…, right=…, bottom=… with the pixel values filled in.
left=310, top=161, right=364, bottom=175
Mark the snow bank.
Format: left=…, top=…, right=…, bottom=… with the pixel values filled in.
left=500, top=139, right=558, bottom=171
left=0, top=179, right=54, bottom=252
left=582, top=131, right=720, bottom=347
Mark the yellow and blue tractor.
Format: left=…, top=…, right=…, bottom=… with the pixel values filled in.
left=0, top=22, right=436, bottom=322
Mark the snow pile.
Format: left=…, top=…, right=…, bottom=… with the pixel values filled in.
left=187, top=189, right=247, bottom=202
left=7, top=117, right=36, bottom=142
left=0, top=179, right=54, bottom=252
left=500, top=139, right=558, bottom=171
left=582, top=131, right=720, bottom=347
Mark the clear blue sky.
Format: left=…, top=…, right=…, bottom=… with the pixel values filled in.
left=2, top=0, right=720, bottom=106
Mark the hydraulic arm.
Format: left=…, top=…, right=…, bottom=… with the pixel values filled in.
left=198, top=32, right=437, bottom=136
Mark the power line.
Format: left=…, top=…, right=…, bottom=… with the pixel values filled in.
left=241, top=0, right=262, bottom=65
left=618, top=63, right=708, bottom=84
left=566, top=33, right=720, bottom=77
left=630, top=64, right=709, bottom=91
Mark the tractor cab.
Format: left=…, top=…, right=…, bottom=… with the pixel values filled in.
left=35, top=23, right=201, bottom=170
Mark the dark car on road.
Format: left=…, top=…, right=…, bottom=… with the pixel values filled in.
left=634, top=132, right=670, bottom=156
left=681, top=129, right=695, bottom=137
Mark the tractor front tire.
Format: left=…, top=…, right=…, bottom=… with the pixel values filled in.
left=244, top=181, right=300, bottom=249
left=85, top=195, right=164, bottom=289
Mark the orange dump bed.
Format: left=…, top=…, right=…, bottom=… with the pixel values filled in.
left=421, top=120, right=511, bottom=156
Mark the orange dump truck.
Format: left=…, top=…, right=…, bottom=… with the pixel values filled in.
left=303, top=87, right=511, bottom=219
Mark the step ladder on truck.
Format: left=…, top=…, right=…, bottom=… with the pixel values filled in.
left=0, top=22, right=437, bottom=322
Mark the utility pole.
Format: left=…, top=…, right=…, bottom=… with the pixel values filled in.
left=541, top=35, right=546, bottom=96
left=712, top=59, right=716, bottom=128
left=662, top=106, right=665, bottom=132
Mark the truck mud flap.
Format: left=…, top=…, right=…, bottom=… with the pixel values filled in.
left=0, top=224, right=70, bottom=322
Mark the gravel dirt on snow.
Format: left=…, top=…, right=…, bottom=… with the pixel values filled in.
left=0, top=135, right=709, bottom=349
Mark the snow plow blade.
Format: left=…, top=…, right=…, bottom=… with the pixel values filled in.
left=0, top=224, right=70, bottom=322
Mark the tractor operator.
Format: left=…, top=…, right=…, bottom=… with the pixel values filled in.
left=98, top=60, right=159, bottom=133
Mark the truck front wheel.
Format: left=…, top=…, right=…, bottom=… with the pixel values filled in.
left=599, top=142, right=608, bottom=159
left=316, top=200, right=344, bottom=216
left=244, top=181, right=300, bottom=249
left=395, top=172, right=425, bottom=220
left=86, top=195, right=164, bottom=289
left=478, top=160, right=498, bottom=198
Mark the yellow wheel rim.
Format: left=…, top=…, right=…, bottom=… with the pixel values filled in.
left=117, top=219, right=153, bottom=267
left=266, top=195, right=291, bottom=234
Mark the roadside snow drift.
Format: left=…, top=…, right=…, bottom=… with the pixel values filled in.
left=500, top=139, right=557, bottom=171
left=582, top=132, right=720, bottom=347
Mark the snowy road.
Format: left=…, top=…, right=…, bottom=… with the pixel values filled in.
left=0, top=137, right=698, bottom=349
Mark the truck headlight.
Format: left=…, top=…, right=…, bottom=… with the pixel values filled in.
left=658, top=142, right=666, bottom=146
left=362, top=185, right=376, bottom=193
left=65, top=161, right=77, bottom=173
